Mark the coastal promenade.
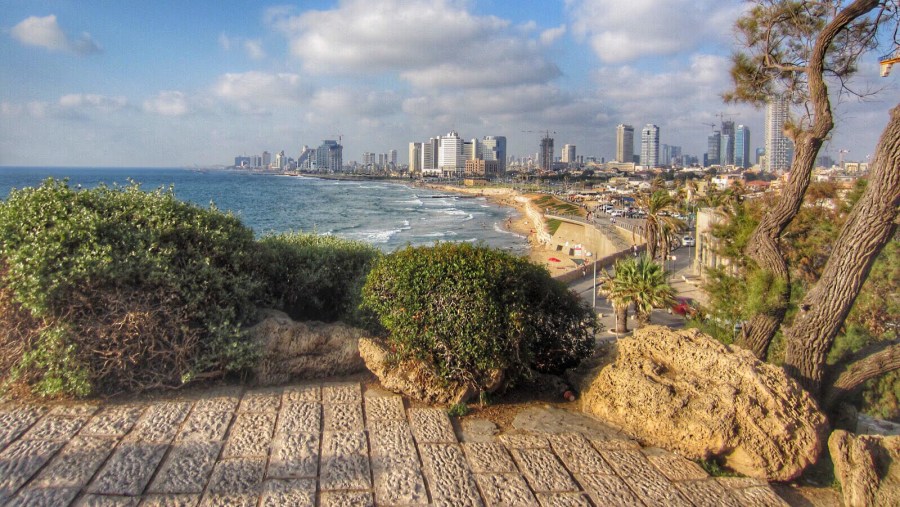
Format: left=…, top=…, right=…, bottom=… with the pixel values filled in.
left=0, top=381, right=793, bottom=506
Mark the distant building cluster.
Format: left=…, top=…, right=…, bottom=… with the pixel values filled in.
left=409, top=132, right=507, bottom=179
left=233, top=140, right=343, bottom=173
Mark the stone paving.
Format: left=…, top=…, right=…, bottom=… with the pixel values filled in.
left=0, top=382, right=791, bottom=506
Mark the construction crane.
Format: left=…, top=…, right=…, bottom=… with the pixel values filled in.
left=880, top=46, right=900, bottom=77
left=700, top=122, right=718, bottom=131
left=331, top=134, right=343, bottom=146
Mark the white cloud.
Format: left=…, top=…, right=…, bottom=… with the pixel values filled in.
left=243, top=39, right=266, bottom=60
left=310, top=88, right=401, bottom=118
left=213, top=71, right=312, bottom=114
left=540, top=24, right=566, bottom=45
left=143, top=91, right=189, bottom=116
left=267, top=0, right=558, bottom=89
left=10, top=14, right=101, bottom=55
left=218, top=33, right=232, bottom=50
left=59, top=94, right=127, bottom=112
left=566, top=0, right=743, bottom=63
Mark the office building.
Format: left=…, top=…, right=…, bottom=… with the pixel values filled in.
left=707, top=131, right=721, bottom=166
left=562, top=144, right=576, bottom=164
left=765, top=94, right=792, bottom=172
left=439, top=131, right=464, bottom=177
left=262, top=151, right=271, bottom=168
left=409, top=143, right=422, bottom=176
left=640, top=124, right=660, bottom=167
left=615, top=124, right=634, bottom=163
left=480, top=136, right=507, bottom=174
left=540, top=135, right=554, bottom=171
left=316, top=140, right=343, bottom=172
left=721, top=121, right=735, bottom=165
left=735, top=125, right=750, bottom=168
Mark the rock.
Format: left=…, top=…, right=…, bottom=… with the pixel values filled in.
left=829, top=430, right=900, bottom=506
left=358, top=337, right=504, bottom=405
left=579, top=325, right=828, bottom=481
left=247, top=310, right=366, bottom=385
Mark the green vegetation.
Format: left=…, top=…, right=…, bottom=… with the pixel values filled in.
left=254, top=232, right=380, bottom=324
left=601, top=256, right=676, bottom=333
left=0, top=180, right=379, bottom=398
left=361, top=243, right=596, bottom=393
left=533, top=195, right=585, bottom=217
left=0, top=180, right=259, bottom=397
left=447, top=402, right=469, bottom=417
left=546, top=218, right=562, bottom=235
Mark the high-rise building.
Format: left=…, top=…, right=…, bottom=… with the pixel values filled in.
left=463, top=139, right=478, bottom=161
left=562, top=144, right=576, bottom=163
left=765, top=94, right=792, bottom=172
left=409, top=143, right=422, bottom=176
left=640, top=124, right=659, bottom=167
left=389, top=149, right=397, bottom=166
left=539, top=135, right=554, bottom=171
left=721, top=121, right=735, bottom=166
left=707, top=131, right=721, bottom=166
left=273, top=150, right=285, bottom=170
left=480, top=136, right=507, bottom=174
left=439, top=131, right=464, bottom=177
left=735, top=125, right=750, bottom=168
left=316, top=140, right=343, bottom=172
left=262, top=151, right=271, bottom=168
left=615, top=124, right=634, bottom=163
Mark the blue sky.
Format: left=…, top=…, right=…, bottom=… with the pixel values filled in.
left=1, top=0, right=895, bottom=167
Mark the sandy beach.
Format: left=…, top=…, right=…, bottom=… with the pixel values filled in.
left=418, top=183, right=588, bottom=277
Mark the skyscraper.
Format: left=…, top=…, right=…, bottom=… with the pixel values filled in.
left=765, top=95, right=792, bottom=172
left=438, top=131, right=464, bottom=177
left=316, top=140, right=342, bottom=172
left=540, top=135, right=554, bottom=171
left=480, top=136, right=507, bottom=174
left=562, top=144, right=576, bottom=164
left=408, top=143, right=422, bottom=176
left=640, top=124, right=659, bottom=167
left=707, top=131, right=721, bottom=166
left=615, top=124, right=634, bottom=163
left=721, top=120, right=735, bottom=165
left=735, top=125, right=750, bottom=168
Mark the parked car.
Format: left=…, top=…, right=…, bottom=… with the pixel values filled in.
left=682, top=235, right=695, bottom=247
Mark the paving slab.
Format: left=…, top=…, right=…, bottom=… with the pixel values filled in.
left=549, top=432, right=617, bottom=476
left=368, top=419, right=427, bottom=505
left=323, top=401, right=364, bottom=432
left=463, top=441, right=517, bottom=474
left=319, top=431, right=371, bottom=491
left=409, top=407, right=456, bottom=444
left=148, top=441, right=222, bottom=494
left=267, top=431, right=319, bottom=479
left=206, top=457, right=266, bottom=495
left=419, top=443, right=484, bottom=507
left=238, top=389, right=282, bottom=413
left=643, top=447, right=709, bottom=481
left=75, top=494, right=141, bottom=506
left=0, top=438, right=66, bottom=503
left=716, top=478, right=790, bottom=507
left=30, top=436, right=116, bottom=489
left=500, top=433, right=550, bottom=449
left=511, top=447, right=580, bottom=493
left=125, top=402, right=192, bottom=444
left=87, top=441, right=169, bottom=496
left=598, top=449, right=692, bottom=507
left=176, top=410, right=232, bottom=443
left=259, top=478, right=316, bottom=507
left=221, top=411, right=275, bottom=458
left=80, top=405, right=145, bottom=438
left=0, top=406, right=47, bottom=449
left=5, top=486, right=81, bottom=507
left=322, top=383, right=362, bottom=404
left=320, top=491, right=374, bottom=507
left=673, top=478, right=742, bottom=507
left=198, top=492, right=258, bottom=507
left=22, top=414, right=89, bottom=441
left=534, top=492, right=593, bottom=507
left=364, top=394, right=405, bottom=421
left=193, top=394, right=239, bottom=413
left=274, top=401, right=320, bottom=434
left=474, top=472, right=539, bottom=506
left=575, top=472, right=643, bottom=507
left=139, top=494, right=201, bottom=507
left=283, top=385, right=321, bottom=404
left=48, top=403, right=100, bottom=418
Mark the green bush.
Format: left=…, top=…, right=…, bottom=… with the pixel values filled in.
left=361, top=243, right=595, bottom=393
left=253, top=232, right=380, bottom=323
left=0, top=179, right=260, bottom=397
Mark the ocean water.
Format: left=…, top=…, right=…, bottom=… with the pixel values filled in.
left=0, top=167, right=528, bottom=254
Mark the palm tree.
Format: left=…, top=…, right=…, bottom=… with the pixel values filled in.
left=601, top=256, right=676, bottom=331
left=636, top=190, right=685, bottom=262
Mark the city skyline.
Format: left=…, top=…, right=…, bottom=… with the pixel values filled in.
left=1, top=0, right=894, bottom=168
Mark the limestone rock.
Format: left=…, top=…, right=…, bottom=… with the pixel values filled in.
left=359, top=337, right=503, bottom=405
left=248, top=310, right=366, bottom=385
left=829, top=429, right=900, bottom=507
left=580, top=325, right=827, bottom=481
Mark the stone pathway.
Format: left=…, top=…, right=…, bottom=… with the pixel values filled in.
left=0, top=382, right=790, bottom=506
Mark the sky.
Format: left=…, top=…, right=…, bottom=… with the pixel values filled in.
left=0, top=0, right=895, bottom=167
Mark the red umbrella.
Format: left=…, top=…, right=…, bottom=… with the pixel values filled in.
left=548, top=257, right=561, bottom=262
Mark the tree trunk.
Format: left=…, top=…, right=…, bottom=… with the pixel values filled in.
left=737, top=0, right=880, bottom=359
left=784, top=103, right=900, bottom=395
left=823, top=340, right=900, bottom=411
left=615, top=305, right=628, bottom=333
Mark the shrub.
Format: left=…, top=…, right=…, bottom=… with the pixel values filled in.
left=361, top=243, right=595, bottom=393
left=0, top=179, right=260, bottom=397
left=253, top=232, right=380, bottom=324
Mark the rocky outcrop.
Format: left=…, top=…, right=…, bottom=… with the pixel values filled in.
left=580, top=325, right=828, bottom=481
left=829, top=430, right=900, bottom=507
left=247, top=310, right=366, bottom=385
left=358, top=337, right=504, bottom=405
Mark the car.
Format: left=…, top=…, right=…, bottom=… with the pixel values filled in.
left=682, top=235, right=695, bottom=247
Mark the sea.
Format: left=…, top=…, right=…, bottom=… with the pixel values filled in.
left=0, top=167, right=528, bottom=254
